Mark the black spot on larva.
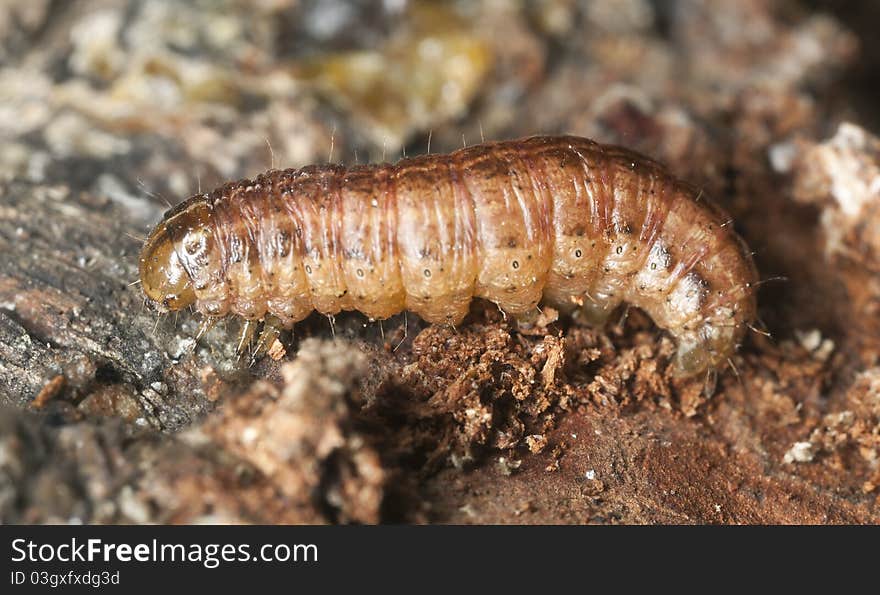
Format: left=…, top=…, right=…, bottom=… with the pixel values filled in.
left=574, top=249, right=583, bottom=258
left=507, top=238, right=518, bottom=248
left=305, top=265, right=312, bottom=274
left=356, top=268, right=364, bottom=278
left=424, top=269, right=431, bottom=277
left=650, top=262, right=657, bottom=270
left=616, top=245, right=623, bottom=254
left=512, top=260, right=519, bottom=269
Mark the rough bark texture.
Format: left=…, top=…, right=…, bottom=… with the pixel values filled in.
left=1, top=0, right=878, bottom=524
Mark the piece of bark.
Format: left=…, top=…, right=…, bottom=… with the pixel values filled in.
left=0, top=179, right=207, bottom=430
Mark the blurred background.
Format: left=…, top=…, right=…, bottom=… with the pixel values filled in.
left=0, top=0, right=871, bottom=204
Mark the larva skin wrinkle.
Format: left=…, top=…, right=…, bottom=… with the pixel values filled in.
left=139, top=136, right=758, bottom=376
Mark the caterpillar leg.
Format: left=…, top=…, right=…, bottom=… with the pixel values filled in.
left=572, top=300, right=617, bottom=327
left=546, top=291, right=621, bottom=328
left=235, top=319, right=258, bottom=360
left=673, top=341, right=708, bottom=377
left=512, top=308, right=541, bottom=329
left=250, top=316, right=284, bottom=365
left=703, top=366, right=718, bottom=398
left=672, top=327, right=736, bottom=381
left=188, top=317, right=217, bottom=354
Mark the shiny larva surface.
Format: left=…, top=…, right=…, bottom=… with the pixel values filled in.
left=139, top=135, right=758, bottom=376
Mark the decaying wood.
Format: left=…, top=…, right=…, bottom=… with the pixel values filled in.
left=0, top=179, right=206, bottom=430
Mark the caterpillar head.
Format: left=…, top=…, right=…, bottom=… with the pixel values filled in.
left=139, top=199, right=214, bottom=311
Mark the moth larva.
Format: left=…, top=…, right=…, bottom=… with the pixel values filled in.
left=139, top=136, right=758, bottom=376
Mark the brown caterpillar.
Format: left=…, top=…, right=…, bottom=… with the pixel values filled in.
left=139, top=135, right=758, bottom=376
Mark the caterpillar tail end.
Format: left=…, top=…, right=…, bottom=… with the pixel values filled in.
left=671, top=330, right=737, bottom=380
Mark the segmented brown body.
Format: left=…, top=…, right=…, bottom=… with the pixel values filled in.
left=139, top=136, right=758, bottom=375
